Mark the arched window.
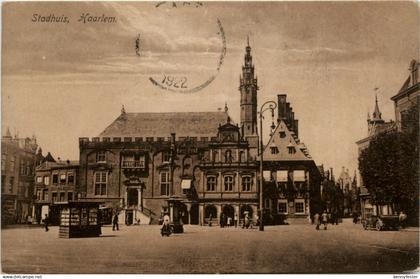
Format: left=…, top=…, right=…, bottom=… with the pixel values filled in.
left=213, top=150, right=219, bottom=162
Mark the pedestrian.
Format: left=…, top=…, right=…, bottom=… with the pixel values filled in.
left=112, top=212, right=119, bottom=231
left=227, top=216, right=232, bottom=227
left=161, top=214, right=171, bottom=236
left=234, top=213, right=238, bottom=228
left=314, top=213, right=320, bottom=230
left=399, top=211, right=407, bottom=228
left=208, top=213, right=213, bottom=227
left=43, top=214, right=49, bottom=232
left=244, top=213, right=250, bottom=229
left=321, top=211, right=328, bottom=230
left=331, top=211, right=336, bottom=225
left=353, top=213, right=358, bottom=224
left=220, top=213, right=225, bottom=228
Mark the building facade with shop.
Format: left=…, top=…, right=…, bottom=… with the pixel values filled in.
left=1, top=130, right=39, bottom=225
left=261, top=95, right=321, bottom=223
left=33, top=158, right=79, bottom=225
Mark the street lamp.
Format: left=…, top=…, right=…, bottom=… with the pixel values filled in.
left=258, top=100, right=277, bottom=231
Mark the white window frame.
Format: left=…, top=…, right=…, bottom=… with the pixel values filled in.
left=241, top=175, right=252, bottom=191
left=94, top=171, right=107, bottom=196
left=278, top=201, right=288, bottom=214
left=160, top=171, right=170, bottom=196
left=43, top=176, right=50, bottom=186
left=206, top=176, right=216, bottom=192
left=294, top=199, right=305, bottom=214
left=224, top=175, right=234, bottom=191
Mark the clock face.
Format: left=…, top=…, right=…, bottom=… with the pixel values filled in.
left=134, top=3, right=226, bottom=94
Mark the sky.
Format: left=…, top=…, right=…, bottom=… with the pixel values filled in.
left=2, top=1, right=419, bottom=180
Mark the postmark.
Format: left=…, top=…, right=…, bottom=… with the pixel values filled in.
left=148, top=19, right=226, bottom=93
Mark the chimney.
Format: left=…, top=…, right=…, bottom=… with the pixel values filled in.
left=277, top=94, right=287, bottom=121
left=286, top=102, right=291, bottom=125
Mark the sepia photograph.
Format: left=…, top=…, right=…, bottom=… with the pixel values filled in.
left=1, top=1, right=419, bottom=275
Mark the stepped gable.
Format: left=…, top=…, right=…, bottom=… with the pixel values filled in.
left=99, top=111, right=230, bottom=138
left=263, top=120, right=312, bottom=161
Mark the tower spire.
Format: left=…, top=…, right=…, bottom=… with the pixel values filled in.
left=372, top=94, right=382, bottom=121
left=247, top=35, right=249, bottom=47
left=239, top=36, right=258, bottom=137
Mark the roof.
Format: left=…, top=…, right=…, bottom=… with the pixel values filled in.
left=99, top=111, right=230, bottom=138
left=263, top=120, right=314, bottom=162
left=36, top=160, right=79, bottom=171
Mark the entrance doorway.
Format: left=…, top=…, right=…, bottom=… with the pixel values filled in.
left=190, top=204, right=199, bottom=225
left=240, top=204, right=253, bottom=219
left=179, top=203, right=188, bottom=224
left=127, top=188, right=138, bottom=207
left=222, top=205, right=235, bottom=220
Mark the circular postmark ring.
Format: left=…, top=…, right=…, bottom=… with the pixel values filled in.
left=147, top=18, right=226, bottom=94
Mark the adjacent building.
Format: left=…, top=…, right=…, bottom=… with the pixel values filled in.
left=1, top=130, right=39, bottom=224
left=33, top=156, right=79, bottom=225
left=357, top=59, right=419, bottom=220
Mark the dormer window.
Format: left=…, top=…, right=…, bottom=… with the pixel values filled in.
left=287, top=141, right=295, bottom=154
left=270, top=147, right=279, bottom=154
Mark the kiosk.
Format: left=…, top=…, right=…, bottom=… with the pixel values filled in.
left=59, top=201, right=102, bottom=238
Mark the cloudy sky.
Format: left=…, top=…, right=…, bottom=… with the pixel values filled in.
left=2, top=1, right=419, bottom=179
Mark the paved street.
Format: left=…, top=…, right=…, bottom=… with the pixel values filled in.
left=1, top=220, right=418, bottom=274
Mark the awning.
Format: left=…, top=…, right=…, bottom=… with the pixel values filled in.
left=293, top=170, right=306, bottom=182
left=263, top=171, right=271, bottom=181
left=181, top=179, right=192, bottom=189
left=276, top=170, right=288, bottom=182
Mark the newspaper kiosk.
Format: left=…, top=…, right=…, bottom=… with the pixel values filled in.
left=59, top=201, right=102, bottom=238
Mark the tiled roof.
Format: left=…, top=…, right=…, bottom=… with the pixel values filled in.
left=263, top=120, right=313, bottom=161
left=99, top=111, right=230, bottom=138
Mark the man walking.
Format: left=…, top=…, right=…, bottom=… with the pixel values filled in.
left=112, top=212, right=119, bottom=231
left=43, top=214, right=49, bottom=232
left=234, top=213, right=238, bottom=228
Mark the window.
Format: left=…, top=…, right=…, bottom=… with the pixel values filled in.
left=68, top=192, right=73, bottom=201
left=239, top=151, right=245, bottom=162
left=10, top=156, right=15, bottom=172
left=36, top=176, right=42, bottom=183
left=295, top=202, right=304, bottom=213
left=122, top=154, right=145, bottom=168
left=43, top=189, right=48, bottom=201
left=52, top=174, right=58, bottom=184
left=1, top=154, right=6, bottom=171
left=60, top=174, right=66, bottom=184
left=241, top=176, right=252, bottom=191
left=68, top=173, right=75, bottom=185
left=8, top=177, right=14, bottom=193
left=160, top=171, right=170, bottom=196
left=206, top=176, right=216, bottom=191
left=224, top=176, right=234, bottom=191
left=20, top=161, right=25, bottom=175
left=52, top=192, right=57, bottom=202
left=96, top=151, right=106, bottom=162
left=36, top=190, right=42, bottom=201
left=59, top=192, right=65, bottom=202
left=94, top=172, right=107, bottom=196
left=43, top=176, right=50, bottom=186
left=278, top=202, right=288, bottom=213
left=212, top=151, right=218, bottom=162
left=26, top=161, right=31, bottom=175
left=270, top=147, right=279, bottom=154
left=162, top=152, right=170, bottom=163
left=288, top=146, right=296, bottom=154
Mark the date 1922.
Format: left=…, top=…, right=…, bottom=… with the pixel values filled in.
left=161, top=75, right=187, bottom=88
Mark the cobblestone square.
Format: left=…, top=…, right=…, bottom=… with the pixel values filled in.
left=2, top=220, right=418, bottom=274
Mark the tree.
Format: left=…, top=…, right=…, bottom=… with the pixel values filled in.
left=358, top=125, right=419, bottom=219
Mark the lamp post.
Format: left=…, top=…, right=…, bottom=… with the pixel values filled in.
left=258, top=100, right=277, bottom=231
